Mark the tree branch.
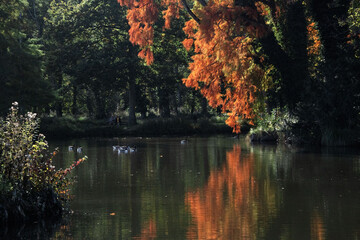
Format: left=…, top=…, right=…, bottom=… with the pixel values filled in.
left=181, top=0, right=201, bottom=24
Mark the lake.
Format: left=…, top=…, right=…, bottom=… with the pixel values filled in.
left=8, top=136, right=360, bottom=239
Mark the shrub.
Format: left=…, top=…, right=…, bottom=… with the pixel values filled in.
left=0, top=102, right=86, bottom=223
left=248, top=108, right=298, bottom=143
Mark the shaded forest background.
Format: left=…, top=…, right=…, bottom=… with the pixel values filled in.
left=1, top=0, right=212, bottom=125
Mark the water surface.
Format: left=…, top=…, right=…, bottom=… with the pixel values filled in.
left=43, top=137, right=360, bottom=239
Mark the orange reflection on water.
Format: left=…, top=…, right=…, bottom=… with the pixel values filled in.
left=185, top=146, right=257, bottom=240
left=311, top=211, right=325, bottom=240
left=133, top=220, right=157, bottom=240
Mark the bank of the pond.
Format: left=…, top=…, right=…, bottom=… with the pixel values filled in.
left=0, top=216, right=63, bottom=239
left=247, top=128, right=360, bottom=147
left=39, top=116, right=360, bottom=146
left=40, top=116, right=243, bottom=139
left=0, top=186, right=64, bottom=225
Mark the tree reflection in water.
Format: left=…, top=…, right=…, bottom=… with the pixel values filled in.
left=311, top=210, right=325, bottom=240
left=185, top=145, right=277, bottom=240
left=133, top=220, right=156, bottom=240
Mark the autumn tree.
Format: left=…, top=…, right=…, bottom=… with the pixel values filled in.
left=119, top=0, right=263, bottom=133
left=118, top=0, right=360, bottom=145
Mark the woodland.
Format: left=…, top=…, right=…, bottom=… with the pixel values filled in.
left=1, top=0, right=360, bottom=145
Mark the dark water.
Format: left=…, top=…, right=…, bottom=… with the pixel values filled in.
left=11, top=137, right=360, bottom=239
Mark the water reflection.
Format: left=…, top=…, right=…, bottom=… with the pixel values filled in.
left=0, top=218, right=62, bottom=240
left=185, top=145, right=278, bottom=239
left=133, top=220, right=156, bottom=240
left=250, top=144, right=360, bottom=240
left=182, top=141, right=360, bottom=240
left=310, top=210, right=325, bottom=240
left=4, top=137, right=359, bottom=239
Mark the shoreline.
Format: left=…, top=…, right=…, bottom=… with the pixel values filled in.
left=39, top=116, right=238, bottom=139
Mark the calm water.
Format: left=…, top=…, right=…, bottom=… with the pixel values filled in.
left=9, top=137, right=360, bottom=239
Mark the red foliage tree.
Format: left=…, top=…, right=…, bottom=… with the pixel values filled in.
left=118, top=0, right=272, bottom=132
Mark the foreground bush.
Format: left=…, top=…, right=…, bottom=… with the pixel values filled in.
left=0, top=102, right=86, bottom=224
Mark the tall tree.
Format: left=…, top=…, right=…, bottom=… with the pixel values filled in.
left=0, top=0, right=53, bottom=114
left=151, top=11, right=190, bottom=117
left=44, top=0, right=143, bottom=122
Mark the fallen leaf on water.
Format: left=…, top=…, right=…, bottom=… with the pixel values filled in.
left=110, top=213, right=116, bottom=216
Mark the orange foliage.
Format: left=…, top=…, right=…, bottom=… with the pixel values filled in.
left=118, top=0, right=159, bottom=64
left=307, top=19, right=321, bottom=56
left=119, top=0, right=183, bottom=64
left=182, top=1, right=267, bottom=132
left=185, top=146, right=257, bottom=239
left=182, top=38, right=194, bottom=51
left=162, top=0, right=182, bottom=29
left=138, top=48, right=154, bottom=65
left=119, top=0, right=270, bottom=132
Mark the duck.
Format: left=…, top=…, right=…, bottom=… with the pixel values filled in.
left=118, top=148, right=128, bottom=154
left=128, top=146, right=137, bottom=152
left=119, top=146, right=128, bottom=151
left=112, top=145, right=120, bottom=151
left=76, top=147, right=82, bottom=153
left=117, top=146, right=129, bottom=154
left=180, top=139, right=187, bottom=144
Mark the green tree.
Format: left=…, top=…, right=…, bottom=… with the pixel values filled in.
left=0, top=0, right=53, bottom=115
left=44, top=0, right=143, bottom=123
left=151, top=14, right=190, bottom=117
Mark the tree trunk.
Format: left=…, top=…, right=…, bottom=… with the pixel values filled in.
left=128, top=78, right=137, bottom=126
left=174, top=85, right=181, bottom=116
left=86, top=89, right=95, bottom=118
left=94, top=91, right=106, bottom=119
left=201, top=97, right=208, bottom=117
left=72, top=84, right=78, bottom=116
left=158, top=87, right=171, bottom=118
left=55, top=73, right=63, bottom=117
left=56, top=103, right=63, bottom=117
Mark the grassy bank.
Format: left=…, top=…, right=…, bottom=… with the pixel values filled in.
left=40, top=116, right=238, bottom=139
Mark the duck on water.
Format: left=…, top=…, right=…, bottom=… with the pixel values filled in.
left=68, top=146, right=83, bottom=153
left=112, top=145, right=137, bottom=154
